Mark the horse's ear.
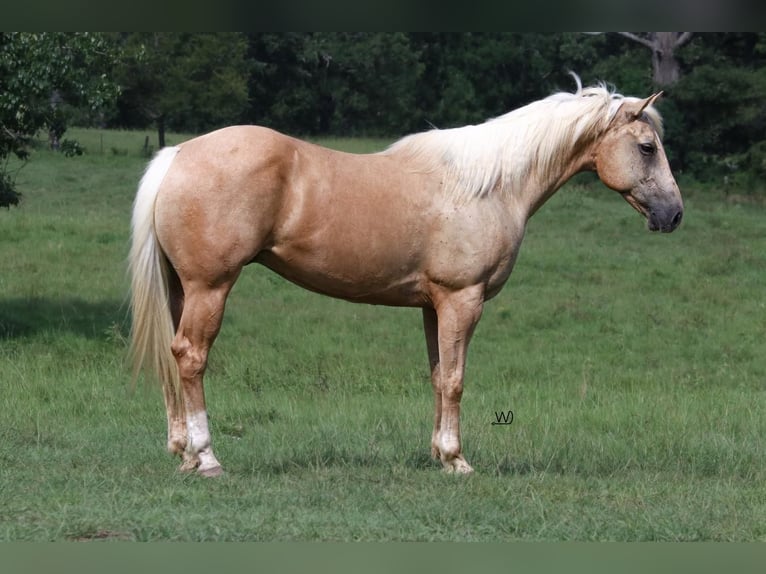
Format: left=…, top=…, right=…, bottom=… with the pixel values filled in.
left=623, top=92, right=663, bottom=122
left=642, top=91, right=663, bottom=112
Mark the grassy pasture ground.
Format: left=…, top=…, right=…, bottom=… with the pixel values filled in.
left=0, top=128, right=764, bottom=541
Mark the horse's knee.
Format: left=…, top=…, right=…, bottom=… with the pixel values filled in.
left=441, top=378, right=463, bottom=402
left=170, top=335, right=189, bottom=362
left=171, top=336, right=207, bottom=379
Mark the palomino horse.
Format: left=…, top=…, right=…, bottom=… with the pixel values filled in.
left=130, top=78, right=682, bottom=476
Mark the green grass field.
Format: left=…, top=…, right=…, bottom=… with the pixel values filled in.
left=1, top=128, right=764, bottom=541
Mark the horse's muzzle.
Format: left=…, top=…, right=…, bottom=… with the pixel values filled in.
left=648, top=206, right=683, bottom=233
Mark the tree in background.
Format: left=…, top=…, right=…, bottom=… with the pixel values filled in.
left=112, top=33, right=250, bottom=148
left=245, top=33, right=425, bottom=136
left=245, top=33, right=329, bottom=135
left=410, top=33, right=565, bottom=129
left=594, top=32, right=695, bottom=87
left=311, top=32, right=425, bottom=135
left=5, top=33, right=764, bottom=197
left=668, top=33, right=766, bottom=186
left=0, top=32, right=119, bottom=207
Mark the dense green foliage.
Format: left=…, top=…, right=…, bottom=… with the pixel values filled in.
left=0, top=32, right=120, bottom=206
left=111, top=32, right=766, bottom=191
left=1, top=130, right=764, bottom=541
left=112, top=33, right=250, bottom=148
left=2, top=33, right=765, bottom=207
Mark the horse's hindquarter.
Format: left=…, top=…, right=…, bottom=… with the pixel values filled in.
left=156, top=126, right=523, bottom=306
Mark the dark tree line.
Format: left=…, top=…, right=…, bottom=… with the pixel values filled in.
left=3, top=33, right=765, bottom=208
left=108, top=32, right=766, bottom=190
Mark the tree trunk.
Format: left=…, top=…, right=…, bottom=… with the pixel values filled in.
left=616, top=32, right=693, bottom=88
left=651, top=32, right=683, bottom=87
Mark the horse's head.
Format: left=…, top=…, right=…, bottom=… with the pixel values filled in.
left=594, top=93, right=683, bottom=233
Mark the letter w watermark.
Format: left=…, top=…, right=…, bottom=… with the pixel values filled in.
left=491, top=410, right=514, bottom=425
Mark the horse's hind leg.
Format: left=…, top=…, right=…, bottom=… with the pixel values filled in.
left=163, top=272, right=188, bottom=457
left=163, top=377, right=187, bottom=457
left=171, top=280, right=235, bottom=477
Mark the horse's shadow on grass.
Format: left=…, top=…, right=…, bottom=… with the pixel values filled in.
left=0, top=297, right=127, bottom=340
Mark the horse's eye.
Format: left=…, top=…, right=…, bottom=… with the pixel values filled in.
left=639, top=142, right=656, bottom=156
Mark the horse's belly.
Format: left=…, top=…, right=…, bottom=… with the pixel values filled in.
left=254, top=248, right=428, bottom=307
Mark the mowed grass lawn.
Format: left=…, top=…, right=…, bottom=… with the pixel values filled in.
left=0, top=128, right=764, bottom=541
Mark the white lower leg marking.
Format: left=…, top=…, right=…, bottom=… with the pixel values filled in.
left=186, top=410, right=221, bottom=471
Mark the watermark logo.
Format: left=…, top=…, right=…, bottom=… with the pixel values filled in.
left=491, top=410, right=514, bottom=426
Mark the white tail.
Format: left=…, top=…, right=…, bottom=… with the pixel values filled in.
left=129, top=147, right=181, bottom=406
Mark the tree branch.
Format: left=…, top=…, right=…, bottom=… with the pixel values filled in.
left=2, top=125, right=23, bottom=142
left=675, top=32, right=694, bottom=47
left=617, top=32, right=657, bottom=51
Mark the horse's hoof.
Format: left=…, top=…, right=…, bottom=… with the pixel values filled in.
left=442, top=456, right=474, bottom=474
left=178, top=459, right=199, bottom=473
left=198, top=465, right=223, bottom=478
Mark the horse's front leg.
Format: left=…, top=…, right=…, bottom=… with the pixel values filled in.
left=422, top=307, right=442, bottom=459
left=431, top=286, right=484, bottom=474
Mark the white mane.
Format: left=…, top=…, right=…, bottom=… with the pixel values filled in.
left=383, top=76, right=663, bottom=203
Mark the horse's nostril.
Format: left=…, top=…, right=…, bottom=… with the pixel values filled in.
left=671, top=210, right=683, bottom=228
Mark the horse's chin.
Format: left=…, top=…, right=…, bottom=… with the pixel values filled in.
left=621, top=192, right=650, bottom=222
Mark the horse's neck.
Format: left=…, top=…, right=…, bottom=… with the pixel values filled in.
left=507, top=138, right=596, bottom=219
